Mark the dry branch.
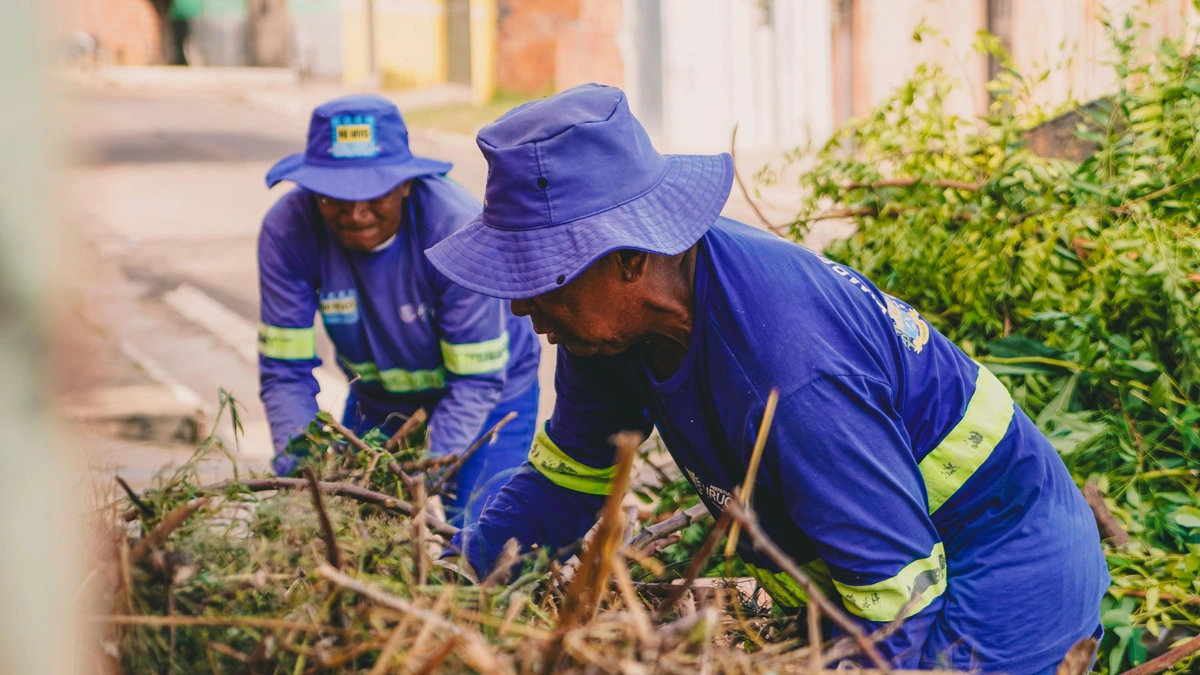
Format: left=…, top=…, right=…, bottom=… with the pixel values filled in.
left=315, top=562, right=510, bottom=675
left=1083, top=481, right=1130, bottom=547
left=725, top=500, right=891, bottom=672
left=1119, top=633, right=1200, bottom=675
left=629, top=503, right=711, bottom=552
left=130, top=497, right=209, bottom=565
left=124, top=478, right=459, bottom=538
left=386, top=407, right=428, bottom=451
left=433, top=411, right=519, bottom=492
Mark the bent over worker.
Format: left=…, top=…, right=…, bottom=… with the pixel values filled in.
left=425, top=85, right=1108, bottom=673
left=258, top=95, right=541, bottom=526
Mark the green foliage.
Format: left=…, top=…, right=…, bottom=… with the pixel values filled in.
left=768, top=7, right=1200, bottom=672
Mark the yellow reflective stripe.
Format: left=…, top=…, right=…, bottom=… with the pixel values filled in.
left=527, top=424, right=617, bottom=495
left=746, top=559, right=838, bottom=608
left=440, top=332, right=510, bottom=376
left=833, top=543, right=947, bottom=622
left=257, top=324, right=316, bottom=360
left=339, top=357, right=446, bottom=393
left=919, top=365, right=1015, bottom=513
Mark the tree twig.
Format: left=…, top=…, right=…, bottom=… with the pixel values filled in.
left=843, top=177, right=980, bottom=191
left=315, top=562, right=509, bottom=675
left=125, top=478, right=459, bottom=538
left=301, top=467, right=342, bottom=570
left=629, top=503, right=711, bottom=552
left=652, top=511, right=732, bottom=620
left=1082, top=482, right=1130, bottom=548
left=432, top=411, right=519, bottom=493
left=116, top=475, right=154, bottom=521
left=726, top=388, right=779, bottom=557
left=1118, top=633, right=1200, bottom=675
left=724, top=500, right=892, bottom=673
left=130, top=497, right=210, bottom=565
left=731, top=123, right=789, bottom=237
left=386, top=407, right=428, bottom=451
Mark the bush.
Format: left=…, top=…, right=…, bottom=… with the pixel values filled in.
left=769, top=9, right=1200, bottom=673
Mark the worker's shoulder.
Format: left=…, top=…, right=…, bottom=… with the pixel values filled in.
left=410, top=175, right=483, bottom=243
left=261, top=187, right=319, bottom=238
left=703, top=217, right=855, bottom=301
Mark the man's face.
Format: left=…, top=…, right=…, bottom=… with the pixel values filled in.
left=315, top=182, right=410, bottom=251
left=510, top=254, right=639, bottom=358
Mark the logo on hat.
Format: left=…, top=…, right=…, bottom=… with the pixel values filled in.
left=330, top=115, right=379, bottom=159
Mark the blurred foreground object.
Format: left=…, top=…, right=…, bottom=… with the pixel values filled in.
left=0, top=0, right=79, bottom=673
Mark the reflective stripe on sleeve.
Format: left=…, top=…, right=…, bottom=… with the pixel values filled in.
left=833, top=542, right=947, bottom=622
left=746, top=558, right=838, bottom=608
left=257, top=324, right=316, bottom=360
left=339, top=357, right=446, bottom=393
left=527, top=424, right=617, bottom=495
left=919, top=365, right=1015, bottom=513
left=440, top=332, right=510, bottom=376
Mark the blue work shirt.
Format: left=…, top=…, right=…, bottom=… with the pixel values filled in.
left=450, top=218, right=1108, bottom=673
left=257, top=177, right=540, bottom=469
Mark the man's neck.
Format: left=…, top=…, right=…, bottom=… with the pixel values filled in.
left=637, top=246, right=699, bottom=379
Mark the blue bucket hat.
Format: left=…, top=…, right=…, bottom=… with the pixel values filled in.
left=425, top=83, right=733, bottom=299
left=265, top=94, right=453, bottom=200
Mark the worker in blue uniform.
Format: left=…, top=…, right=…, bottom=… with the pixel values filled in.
left=258, top=95, right=541, bottom=526
left=424, top=84, right=1109, bottom=673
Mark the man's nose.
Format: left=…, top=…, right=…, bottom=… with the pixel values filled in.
left=350, top=201, right=372, bottom=224
left=510, top=298, right=534, bottom=317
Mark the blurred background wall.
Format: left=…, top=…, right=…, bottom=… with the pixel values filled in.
left=50, top=0, right=1200, bottom=151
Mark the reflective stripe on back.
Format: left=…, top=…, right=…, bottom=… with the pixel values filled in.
left=527, top=425, right=617, bottom=495
left=258, top=324, right=316, bottom=360
left=919, top=365, right=1015, bottom=514
left=339, top=357, right=446, bottom=393
left=441, top=332, right=510, bottom=376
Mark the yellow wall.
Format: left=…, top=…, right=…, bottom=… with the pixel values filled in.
left=341, top=0, right=449, bottom=89
left=469, top=0, right=498, bottom=103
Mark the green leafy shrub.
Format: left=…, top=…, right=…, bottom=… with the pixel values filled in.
left=768, top=8, right=1200, bottom=673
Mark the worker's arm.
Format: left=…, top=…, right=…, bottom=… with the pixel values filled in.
left=426, top=268, right=512, bottom=458
left=257, top=222, right=322, bottom=475
left=444, top=348, right=652, bottom=577
left=767, top=375, right=945, bottom=668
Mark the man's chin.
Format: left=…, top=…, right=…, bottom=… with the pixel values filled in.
left=563, top=342, right=602, bottom=357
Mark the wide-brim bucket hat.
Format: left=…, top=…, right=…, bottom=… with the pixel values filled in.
left=425, top=84, right=733, bottom=299
left=266, top=94, right=453, bottom=201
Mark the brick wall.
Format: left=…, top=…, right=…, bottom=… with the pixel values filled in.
left=496, top=0, right=579, bottom=93
left=55, top=0, right=162, bottom=65
left=554, top=0, right=622, bottom=92
left=496, top=0, right=622, bottom=95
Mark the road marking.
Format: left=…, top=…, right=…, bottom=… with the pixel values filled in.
left=163, top=283, right=349, bottom=414
left=117, top=339, right=208, bottom=413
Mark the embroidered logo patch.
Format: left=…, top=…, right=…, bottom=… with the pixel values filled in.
left=330, top=115, right=379, bottom=158
left=685, top=468, right=733, bottom=507
left=885, top=296, right=930, bottom=353
left=320, top=290, right=360, bottom=324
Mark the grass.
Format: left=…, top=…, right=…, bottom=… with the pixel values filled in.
left=403, top=90, right=546, bottom=137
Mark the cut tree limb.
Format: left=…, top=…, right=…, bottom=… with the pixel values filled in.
left=629, top=503, right=711, bottom=552
left=123, top=479, right=459, bottom=538
left=1083, top=482, right=1130, bottom=547
left=1119, top=633, right=1200, bottom=675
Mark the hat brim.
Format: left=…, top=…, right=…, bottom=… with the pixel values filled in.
left=425, top=153, right=733, bottom=299
left=266, top=153, right=454, bottom=201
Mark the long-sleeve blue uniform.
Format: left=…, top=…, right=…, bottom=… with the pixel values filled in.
left=448, top=218, right=1108, bottom=673
left=257, top=177, right=540, bottom=471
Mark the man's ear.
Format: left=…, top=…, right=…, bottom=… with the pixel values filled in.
left=613, top=249, right=650, bottom=282
left=397, top=180, right=414, bottom=199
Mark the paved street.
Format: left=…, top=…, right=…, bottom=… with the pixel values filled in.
left=61, top=81, right=845, bottom=485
